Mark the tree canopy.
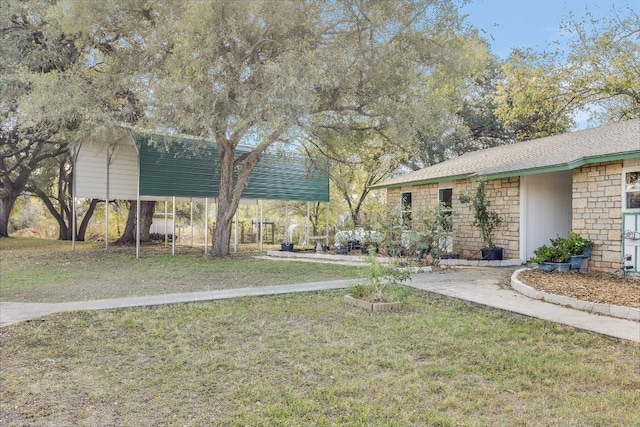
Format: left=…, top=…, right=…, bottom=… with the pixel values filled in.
left=495, top=4, right=640, bottom=139
left=53, top=0, right=491, bottom=255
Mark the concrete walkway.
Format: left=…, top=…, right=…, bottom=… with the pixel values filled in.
left=1, top=268, right=638, bottom=343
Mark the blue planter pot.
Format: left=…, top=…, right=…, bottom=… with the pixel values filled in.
left=539, top=263, right=556, bottom=271
left=542, top=262, right=571, bottom=271
left=581, top=247, right=592, bottom=258
left=570, top=255, right=583, bottom=270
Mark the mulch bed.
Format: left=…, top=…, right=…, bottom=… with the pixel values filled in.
left=517, top=269, right=640, bottom=308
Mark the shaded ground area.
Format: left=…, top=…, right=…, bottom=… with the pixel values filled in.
left=518, top=269, right=640, bottom=308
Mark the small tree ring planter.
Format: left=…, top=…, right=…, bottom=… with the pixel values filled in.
left=344, top=295, right=403, bottom=312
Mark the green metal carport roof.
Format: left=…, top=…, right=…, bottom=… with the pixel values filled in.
left=134, top=133, right=329, bottom=202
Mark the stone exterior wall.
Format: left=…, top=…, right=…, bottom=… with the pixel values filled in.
left=386, top=159, right=632, bottom=269
left=572, top=161, right=624, bottom=271
left=385, top=177, right=521, bottom=260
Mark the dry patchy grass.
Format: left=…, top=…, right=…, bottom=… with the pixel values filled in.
left=1, top=291, right=639, bottom=426
left=0, top=239, right=363, bottom=302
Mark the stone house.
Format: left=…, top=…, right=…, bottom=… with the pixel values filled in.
left=372, top=119, right=640, bottom=272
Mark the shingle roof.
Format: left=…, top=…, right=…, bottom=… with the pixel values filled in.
left=373, top=119, right=640, bottom=189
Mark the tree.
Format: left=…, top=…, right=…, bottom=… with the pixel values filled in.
left=304, top=128, right=403, bottom=226
left=27, top=152, right=100, bottom=240
left=494, top=5, right=640, bottom=137
left=114, top=201, right=156, bottom=245
left=0, top=0, right=143, bottom=238
left=0, top=0, right=77, bottom=237
left=56, top=0, right=493, bottom=256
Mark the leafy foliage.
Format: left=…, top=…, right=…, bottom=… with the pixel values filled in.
left=350, top=249, right=412, bottom=303
left=460, top=180, right=502, bottom=249
left=495, top=5, right=640, bottom=137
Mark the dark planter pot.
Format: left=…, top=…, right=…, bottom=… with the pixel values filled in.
left=581, top=246, right=592, bottom=258
left=335, top=247, right=348, bottom=255
left=481, top=247, right=503, bottom=261
left=280, top=243, right=294, bottom=252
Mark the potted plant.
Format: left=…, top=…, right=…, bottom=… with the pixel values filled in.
left=280, top=233, right=294, bottom=252
left=334, top=230, right=353, bottom=255
left=566, top=231, right=594, bottom=258
left=360, top=230, right=382, bottom=254
left=532, top=237, right=571, bottom=271
left=460, top=179, right=504, bottom=260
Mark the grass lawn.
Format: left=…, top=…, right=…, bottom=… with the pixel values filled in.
left=0, top=238, right=364, bottom=302
left=1, top=238, right=639, bottom=425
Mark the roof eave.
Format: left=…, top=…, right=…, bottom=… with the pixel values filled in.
left=371, top=151, right=640, bottom=189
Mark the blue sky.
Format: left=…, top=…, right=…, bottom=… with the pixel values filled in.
left=460, top=0, right=635, bottom=58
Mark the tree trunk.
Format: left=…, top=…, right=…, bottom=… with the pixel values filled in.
left=114, top=200, right=156, bottom=245
left=77, top=199, right=100, bottom=241
left=0, top=192, right=18, bottom=238
left=211, top=146, right=238, bottom=256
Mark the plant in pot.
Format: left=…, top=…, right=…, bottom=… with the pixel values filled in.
left=460, top=179, right=504, bottom=260
left=532, top=237, right=571, bottom=271
left=566, top=231, right=594, bottom=258
left=360, top=230, right=382, bottom=255
left=280, top=233, right=294, bottom=252
left=334, top=230, right=353, bottom=255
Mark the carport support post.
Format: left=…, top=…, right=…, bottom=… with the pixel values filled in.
left=204, top=198, right=209, bottom=255
left=190, top=198, right=194, bottom=247
left=306, top=202, right=310, bottom=246
left=164, top=198, right=168, bottom=247
left=172, top=196, right=176, bottom=256
left=135, top=196, right=140, bottom=259
left=71, top=147, right=77, bottom=252
left=326, top=202, right=330, bottom=248
left=259, top=200, right=264, bottom=252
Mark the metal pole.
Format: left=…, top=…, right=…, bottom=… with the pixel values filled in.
left=164, top=198, right=168, bottom=247
left=306, top=202, right=310, bottom=246
left=259, top=200, right=264, bottom=252
left=190, top=197, right=194, bottom=247
left=136, top=197, right=140, bottom=259
left=71, top=147, right=77, bottom=251
left=172, top=196, right=176, bottom=256
left=105, top=151, right=109, bottom=250
left=326, top=201, right=330, bottom=248
left=204, top=198, right=209, bottom=255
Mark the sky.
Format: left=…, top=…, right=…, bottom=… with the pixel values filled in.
left=460, top=0, right=635, bottom=59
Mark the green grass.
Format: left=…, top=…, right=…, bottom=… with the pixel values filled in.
left=1, top=237, right=638, bottom=425
left=1, top=290, right=638, bottom=426
left=0, top=238, right=364, bottom=302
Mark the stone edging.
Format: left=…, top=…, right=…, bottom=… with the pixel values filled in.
left=511, top=268, right=640, bottom=322
left=343, top=295, right=402, bottom=312
left=267, top=250, right=524, bottom=268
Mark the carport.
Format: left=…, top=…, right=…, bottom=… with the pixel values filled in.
left=72, top=129, right=330, bottom=257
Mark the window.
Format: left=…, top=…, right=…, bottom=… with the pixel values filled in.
left=438, top=188, right=453, bottom=230
left=401, top=192, right=412, bottom=226
left=625, top=170, right=640, bottom=210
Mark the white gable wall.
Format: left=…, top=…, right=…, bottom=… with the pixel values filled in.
left=75, top=134, right=139, bottom=200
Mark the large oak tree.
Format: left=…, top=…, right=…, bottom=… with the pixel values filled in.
left=55, top=0, right=492, bottom=255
